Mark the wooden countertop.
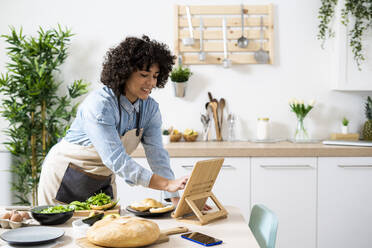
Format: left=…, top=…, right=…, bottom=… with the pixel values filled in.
left=0, top=206, right=259, bottom=248
left=131, top=141, right=372, bottom=157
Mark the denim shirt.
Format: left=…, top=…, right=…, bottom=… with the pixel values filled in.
left=64, top=86, right=178, bottom=199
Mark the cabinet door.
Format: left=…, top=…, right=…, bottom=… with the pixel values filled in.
left=116, top=158, right=161, bottom=207
left=318, top=157, right=372, bottom=248
left=171, top=157, right=251, bottom=221
left=251, top=157, right=317, bottom=248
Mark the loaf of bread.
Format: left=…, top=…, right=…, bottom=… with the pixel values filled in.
left=87, top=215, right=160, bottom=247
left=130, top=198, right=164, bottom=212
left=149, top=204, right=174, bottom=213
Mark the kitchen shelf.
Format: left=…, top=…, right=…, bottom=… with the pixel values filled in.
left=174, top=4, right=275, bottom=65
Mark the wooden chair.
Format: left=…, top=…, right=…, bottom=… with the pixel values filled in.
left=249, top=204, right=278, bottom=248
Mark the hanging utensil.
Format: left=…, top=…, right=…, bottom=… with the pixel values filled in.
left=199, top=17, right=206, bottom=61
left=254, top=16, right=270, bottom=64
left=222, top=17, right=231, bottom=68
left=237, top=4, right=249, bottom=48
left=182, top=6, right=195, bottom=46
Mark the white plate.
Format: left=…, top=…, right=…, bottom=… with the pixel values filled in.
left=0, top=226, right=64, bottom=245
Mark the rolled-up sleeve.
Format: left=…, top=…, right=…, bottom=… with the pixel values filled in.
left=82, top=100, right=153, bottom=187
left=142, top=106, right=179, bottom=200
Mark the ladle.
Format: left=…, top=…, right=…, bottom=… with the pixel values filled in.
left=254, top=16, right=269, bottom=64
left=237, top=4, right=249, bottom=48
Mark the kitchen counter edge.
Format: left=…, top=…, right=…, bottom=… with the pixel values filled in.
left=131, top=141, right=372, bottom=157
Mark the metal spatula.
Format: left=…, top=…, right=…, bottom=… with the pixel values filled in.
left=254, top=16, right=269, bottom=64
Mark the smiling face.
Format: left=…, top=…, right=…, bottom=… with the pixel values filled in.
left=124, top=64, right=160, bottom=103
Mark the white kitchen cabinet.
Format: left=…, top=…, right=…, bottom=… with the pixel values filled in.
left=318, top=157, right=372, bottom=248
left=170, top=157, right=251, bottom=221
left=251, top=157, right=317, bottom=248
left=116, top=158, right=161, bottom=207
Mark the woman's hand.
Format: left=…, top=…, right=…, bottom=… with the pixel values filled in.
left=165, top=176, right=189, bottom=192
left=149, top=174, right=189, bottom=192
left=170, top=197, right=180, bottom=206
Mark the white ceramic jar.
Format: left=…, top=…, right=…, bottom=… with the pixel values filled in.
left=257, top=117, right=269, bottom=140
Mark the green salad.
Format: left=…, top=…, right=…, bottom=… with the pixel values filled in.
left=37, top=205, right=74, bottom=213
left=69, top=201, right=91, bottom=210
left=86, top=193, right=112, bottom=206
left=68, top=192, right=114, bottom=210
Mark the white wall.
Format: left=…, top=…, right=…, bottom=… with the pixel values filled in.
left=0, top=0, right=371, bottom=148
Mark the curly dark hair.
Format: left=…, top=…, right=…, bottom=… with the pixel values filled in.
left=100, top=35, right=175, bottom=97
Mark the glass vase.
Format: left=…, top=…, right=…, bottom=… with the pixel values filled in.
left=294, top=118, right=309, bottom=141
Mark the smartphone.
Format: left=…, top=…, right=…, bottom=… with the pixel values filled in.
left=181, top=232, right=223, bottom=246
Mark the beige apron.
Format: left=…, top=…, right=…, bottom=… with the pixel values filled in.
left=37, top=128, right=143, bottom=205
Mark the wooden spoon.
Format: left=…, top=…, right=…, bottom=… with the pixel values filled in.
left=208, top=101, right=222, bottom=141
left=219, top=98, right=226, bottom=128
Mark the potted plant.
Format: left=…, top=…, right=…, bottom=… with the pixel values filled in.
left=289, top=98, right=315, bottom=141
left=0, top=26, right=88, bottom=205
left=162, top=128, right=171, bottom=145
left=363, top=96, right=372, bottom=140
left=170, top=64, right=192, bottom=97
left=341, top=117, right=349, bottom=134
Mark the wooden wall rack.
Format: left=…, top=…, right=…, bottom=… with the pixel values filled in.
left=174, top=4, right=274, bottom=65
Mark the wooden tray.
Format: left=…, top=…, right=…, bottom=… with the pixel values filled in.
left=76, top=227, right=188, bottom=248
left=73, top=205, right=120, bottom=217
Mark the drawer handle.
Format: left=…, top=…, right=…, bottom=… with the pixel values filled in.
left=338, top=165, right=372, bottom=168
left=181, top=165, right=234, bottom=169
left=181, top=165, right=194, bottom=169
left=260, top=165, right=312, bottom=169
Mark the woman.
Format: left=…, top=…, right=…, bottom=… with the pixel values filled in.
left=38, top=35, right=187, bottom=206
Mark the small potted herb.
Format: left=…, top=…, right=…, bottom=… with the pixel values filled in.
left=341, top=117, right=349, bottom=134
left=162, top=127, right=172, bottom=145
left=170, top=65, right=192, bottom=97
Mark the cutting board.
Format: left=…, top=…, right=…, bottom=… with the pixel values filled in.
left=75, top=226, right=189, bottom=248
left=73, top=205, right=120, bottom=217
left=330, top=133, right=360, bottom=141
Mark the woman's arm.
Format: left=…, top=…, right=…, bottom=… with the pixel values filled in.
left=141, top=101, right=181, bottom=200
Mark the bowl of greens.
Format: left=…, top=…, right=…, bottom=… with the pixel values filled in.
left=31, top=205, right=74, bottom=225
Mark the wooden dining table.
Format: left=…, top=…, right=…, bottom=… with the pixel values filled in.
left=0, top=205, right=259, bottom=248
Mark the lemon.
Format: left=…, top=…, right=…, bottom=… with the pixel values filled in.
left=173, top=129, right=179, bottom=134
left=184, top=129, right=194, bottom=136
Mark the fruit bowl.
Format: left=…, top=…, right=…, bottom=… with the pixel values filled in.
left=170, top=133, right=182, bottom=142
left=183, top=133, right=198, bottom=142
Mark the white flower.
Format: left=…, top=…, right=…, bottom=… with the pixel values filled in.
left=309, top=99, right=316, bottom=106
left=294, top=99, right=299, bottom=105
left=288, top=98, right=295, bottom=105
left=299, top=100, right=304, bottom=105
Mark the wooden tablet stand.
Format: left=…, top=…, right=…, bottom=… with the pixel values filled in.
left=172, top=158, right=228, bottom=225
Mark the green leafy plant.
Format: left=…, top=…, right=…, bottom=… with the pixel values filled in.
left=342, top=117, right=349, bottom=126
left=289, top=98, right=316, bottom=120
left=162, top=129, right=170, bottom=135
left=0, top=26, right=88, bottom=205
left=170, top=65, right=192, bottom=83
left=317, top=0, right=372, bottom=70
